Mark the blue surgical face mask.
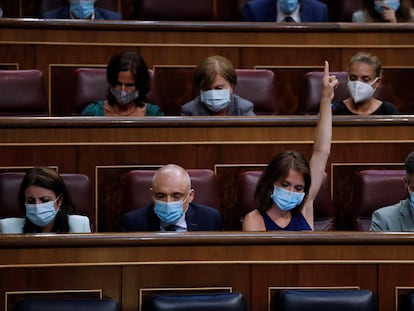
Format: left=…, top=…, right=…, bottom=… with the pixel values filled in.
left=25, top=197, right=60, bottom=227
left=278, top=0, right=299, bottom=15
left=271, top=186, right=305, bottom=211
left=374, top=0, right=400, bottom=14
left=110, top=87, right=139, bottom=106
left=70, top=1, right=95, bottom=19
left=200, top=89, right=231, bottom=112
left=154, top=192, right=190, bottom=225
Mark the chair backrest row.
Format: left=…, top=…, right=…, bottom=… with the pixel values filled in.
left=71, top=68, right=278, bottom=116
left=0, top=169, right=406, bottom=232
left=0, top=68, right=277, bottom=116
left=36, top=0, right=365, bottom=22
left=3, top=68, right=413, bottom=116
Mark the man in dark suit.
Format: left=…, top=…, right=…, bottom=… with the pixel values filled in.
left=242, top=0, right=328, bottom=22
left=42, top=0, right=122, bottom=20
left=121, top=164, right=223, bottom=232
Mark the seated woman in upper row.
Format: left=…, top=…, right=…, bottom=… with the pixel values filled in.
left=0, top=167, right=91, bottom=234
left=332, top=51, right=399, bottom=115
left=353, top=0, right=414, bottom=23
left=82, top=51, right=164, bottom=117
left=181, top=55, right=255, bottom=116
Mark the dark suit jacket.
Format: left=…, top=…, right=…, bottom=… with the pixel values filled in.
left=42, top=6, right=122, bottom=20
left=242, top=0, right=328, bottom=22
left=120, top=203, right=223, bottom=232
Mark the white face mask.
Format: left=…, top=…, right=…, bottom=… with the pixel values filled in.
left=200, top=89, right=231, bottom=112
left=347, top=78, right=378, bottom=103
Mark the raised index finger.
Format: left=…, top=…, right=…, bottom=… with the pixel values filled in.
left=323, top=60, right=330, bottom=78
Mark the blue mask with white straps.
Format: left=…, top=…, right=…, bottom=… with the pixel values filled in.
left=271, top=186, right=305, bottom=211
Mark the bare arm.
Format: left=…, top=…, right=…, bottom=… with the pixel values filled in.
left=302, top=61, right=338, bottom=229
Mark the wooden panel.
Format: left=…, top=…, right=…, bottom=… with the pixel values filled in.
left=1, top=266, right=121, bottom=311
left=1, top=232, right=414, bottom=311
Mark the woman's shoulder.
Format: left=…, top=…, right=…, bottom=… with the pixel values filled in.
left=352, top=10, right=368, bottom=22
left=81, top=100, right=105, bottom=116
left=145, top=103, right=164, bottom=116
left=68, top=215, right=91, bottom=233
left=232, top=94, right=255, bottom=115
left=242, top=209, right=266, bottom=231
left=378, top=101, right=399, bottom=114
left=0, top=217, right=25, bottom=234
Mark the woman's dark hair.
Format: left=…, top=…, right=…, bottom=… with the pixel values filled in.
left=254, top=151, right=311, bottom=215
left=363, top=0, right=412, bottom=22
left=106, top=51, right=150, bottom=107
left=18, top=167, right=76, bottom=233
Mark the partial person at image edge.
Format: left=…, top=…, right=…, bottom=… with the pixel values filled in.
left=370, top=151, right=414, bottom=231
left=0, top=167, right=91, bottom=234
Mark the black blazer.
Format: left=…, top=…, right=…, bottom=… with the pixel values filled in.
left=120, top=203, right=223, bottom=232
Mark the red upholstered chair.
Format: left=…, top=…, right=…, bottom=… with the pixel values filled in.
left=72, top=68, right=108, bottom=115
left=299, top=71, right=349, bottom=115
left=0, top=70, right=48, bottom=116
left=300, top=70, right=390, bottom=114
left=0, top=172, right=95, bottom=232
left=137, top=0, right=217, bottom=21
left=237, top=171, right=335, bottom=231
left=71, top=68, right=157, bottom=115
left=234, top=69, right=278, bottom=115
left=123, top=169, right=220, bottom=214
left=352, top=169, right=407, bottom=231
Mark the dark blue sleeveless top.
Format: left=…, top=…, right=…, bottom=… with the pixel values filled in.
left=260, top=210, right=312, bottom=231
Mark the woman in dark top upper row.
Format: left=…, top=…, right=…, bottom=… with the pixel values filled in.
left=332, top=51, right=399, bottom=115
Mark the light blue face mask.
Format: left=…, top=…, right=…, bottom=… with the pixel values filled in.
left=154, top=192, right=190, bottom=225
left=278, top=0, right=299, bottom=15
left=70, top=1, right=95, bottom=19
left=374, top=0, right=400, bottom=14
left=271, top=186, right=305, bottom=211
left=200, top=89, right=231, bottom=112
left=25, top=197, right=60, bottom=227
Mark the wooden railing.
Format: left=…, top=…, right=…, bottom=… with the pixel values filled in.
left=1, top=231, right=414, bottom=311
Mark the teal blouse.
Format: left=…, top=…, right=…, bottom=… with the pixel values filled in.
left=81, top=100, right=164, bottom=116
